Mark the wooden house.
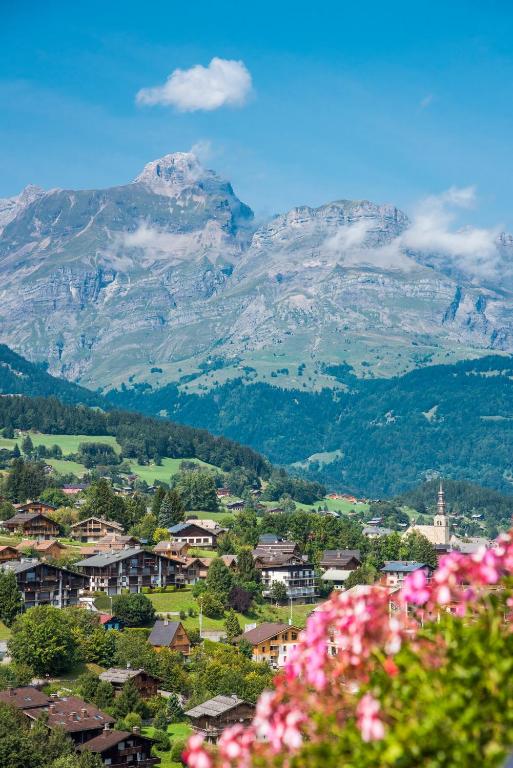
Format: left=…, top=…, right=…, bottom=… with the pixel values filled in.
left=98, top=668, right=158, bottom=698
left=238, top=622, right=301, bottom=668
left=14, top=501, right=57, bottom=516
left=70, top=517, right=124, bottom=543
left=320, top=549, right=362, bottom=571
left=154, top=540, right=190, bottom=557
left=17, top=539, right=66, bottom=559
left=148, top=619, right=190, bottom=654
left=3, top=512, right=60, bottom=540
left=2, top=560, right=88, bottom=609
left=79, top=726, right=159, bottom=767
left=0, top=545, right=19, bottom=563
left=79, top=533, right=140, bottom=555
left=76, top=547, right=179, bottom=595
left=185, top=695, right=255, bottom=744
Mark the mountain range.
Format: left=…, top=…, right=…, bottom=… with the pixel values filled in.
left=2, top=152, right=513, bottom=392
left=3, top=153, right=513, bottom=495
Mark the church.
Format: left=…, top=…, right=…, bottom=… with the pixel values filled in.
left=405, top=482, right=451, bottom=547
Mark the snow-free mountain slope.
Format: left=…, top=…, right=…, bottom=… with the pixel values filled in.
left=0, top=153, right=512, bottom=389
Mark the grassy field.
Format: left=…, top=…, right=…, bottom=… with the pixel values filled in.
left=0, top=429, right=219, bottom=484
left=0, top=432, right=121, bottom=454
left=148, top=588, right=316, bottom=632
left=143, top=723, right=192, bottom=768
left=0, top=622, right=10, bottom=641
left=124, top=457, right=217, bottom=485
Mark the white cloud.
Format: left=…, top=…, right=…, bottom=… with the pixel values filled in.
left=401, top=186, right=501, bottom=278
left=420, top=93, right=434, bottom=109
left=190, top=139, right=214, bottom=164
left=325, top=219, right=372, bottom=253
left=136, top=58, right=252, bottom=112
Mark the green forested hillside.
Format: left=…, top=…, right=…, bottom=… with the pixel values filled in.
left=0, top=344, right=105, bottom=406
left=109, top=355, right=513, bottom=496
left=0, top=395, right=270, bottom=477
left=394, top=479, right=513, bottom=534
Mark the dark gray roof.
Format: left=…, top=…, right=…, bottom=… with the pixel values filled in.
left=148, top=620, right=181, bottom=646
left=169, top=521, right=222, bottom=535
left=1, top=560, right=87, bottom=580
left=75, top=547, right=145, bottom=567
left=185, top=694, right=246, bottom=719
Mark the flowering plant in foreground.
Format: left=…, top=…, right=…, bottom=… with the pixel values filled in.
left=185, top=531, right=513, bottom=768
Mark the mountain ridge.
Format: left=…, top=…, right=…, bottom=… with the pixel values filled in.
left=1, top=152, right=513, bottom=390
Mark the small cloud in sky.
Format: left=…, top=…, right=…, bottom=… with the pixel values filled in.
left=136, top=57, right=252, bottom=112
left=419, top=93, right=434, bottom=109
left=190, top=139, right=214, bottom=164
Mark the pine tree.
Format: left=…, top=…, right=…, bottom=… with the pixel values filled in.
left=236, top=548, right=260, bottom=584
left=0, top=570, right=23, bottom=626
left=224, top=609, right=242, bottom=642
left=113, top=679, right=146, bottom=718
left=151, top=485, right=166, bottom=517
left=206, top=558, right=234, bottom=601
left=158, top=489, right=185, bottom=528
left=166, top=693, right=184, bottom=723
left=21, top=434, right=33, bottom=455
left=12, top=443, right=20, bottom=458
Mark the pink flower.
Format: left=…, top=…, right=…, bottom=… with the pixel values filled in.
left=401, top=569, right=430, bottom=605
left=184, top=734, right=212, bottom=768
left=356, top=693, right=385, bottom=742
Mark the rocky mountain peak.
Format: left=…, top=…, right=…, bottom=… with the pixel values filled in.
left=0, top=183, right=45, bottom=233
left=133, top=151, right=215, bottom=196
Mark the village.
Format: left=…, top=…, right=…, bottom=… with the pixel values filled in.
left=0, top=473, right=498, bottom=768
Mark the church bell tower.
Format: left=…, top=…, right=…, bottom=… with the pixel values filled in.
left=433, top=480, right=450, bottom=545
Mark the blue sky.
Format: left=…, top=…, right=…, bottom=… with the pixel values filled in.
left=1, top=0, right=513, bottom=226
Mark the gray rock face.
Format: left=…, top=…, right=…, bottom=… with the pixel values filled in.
left=1, top=153, right=512, bottom=388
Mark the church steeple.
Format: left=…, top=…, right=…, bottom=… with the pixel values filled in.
left=434, top=480, right=450, bottom=545
left=437, top=480, right=446, bottom=517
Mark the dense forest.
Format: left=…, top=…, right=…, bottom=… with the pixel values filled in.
left=0, top=396, right=271, bottom=478
left=109, top=355, right=513, bottom=496
left=5, top=341, right=513, bottom=497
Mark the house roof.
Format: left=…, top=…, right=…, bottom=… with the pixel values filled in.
left=185, top=694, right=247, bottom=719
left=4, top=512, right=45, bottom=526
left=362, top=526, right=393, bottom=536
left=16, top=539, right=65, bottom=553
left=321, top=568, right=353, bottom=582
left=381, top=561, right=427, bottom=573
left=258, top=534, right=282, bottom=544
left=321, top=549, right=361, bottom=566
left=0, top=545, right=18, bottom=554
left=154, top=540, right=189, bottom=552
left=0, top=686, right=50, bottom=710
left=24, top=696, right=114, bottom=733
left=1, top=560, right=87, bottom=580
left=169, top=521, right=222, bottom=536
left=70, top=517, right=124, bottom=531
left=75, top=547, right=146, bottom=567
left=99, top=668, right=148, bottom=684
left=79, top=729, right=139, bottom=753
left=148, top=620, right=183, bottom=647
left=240, top=622, right=295, bottom=645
